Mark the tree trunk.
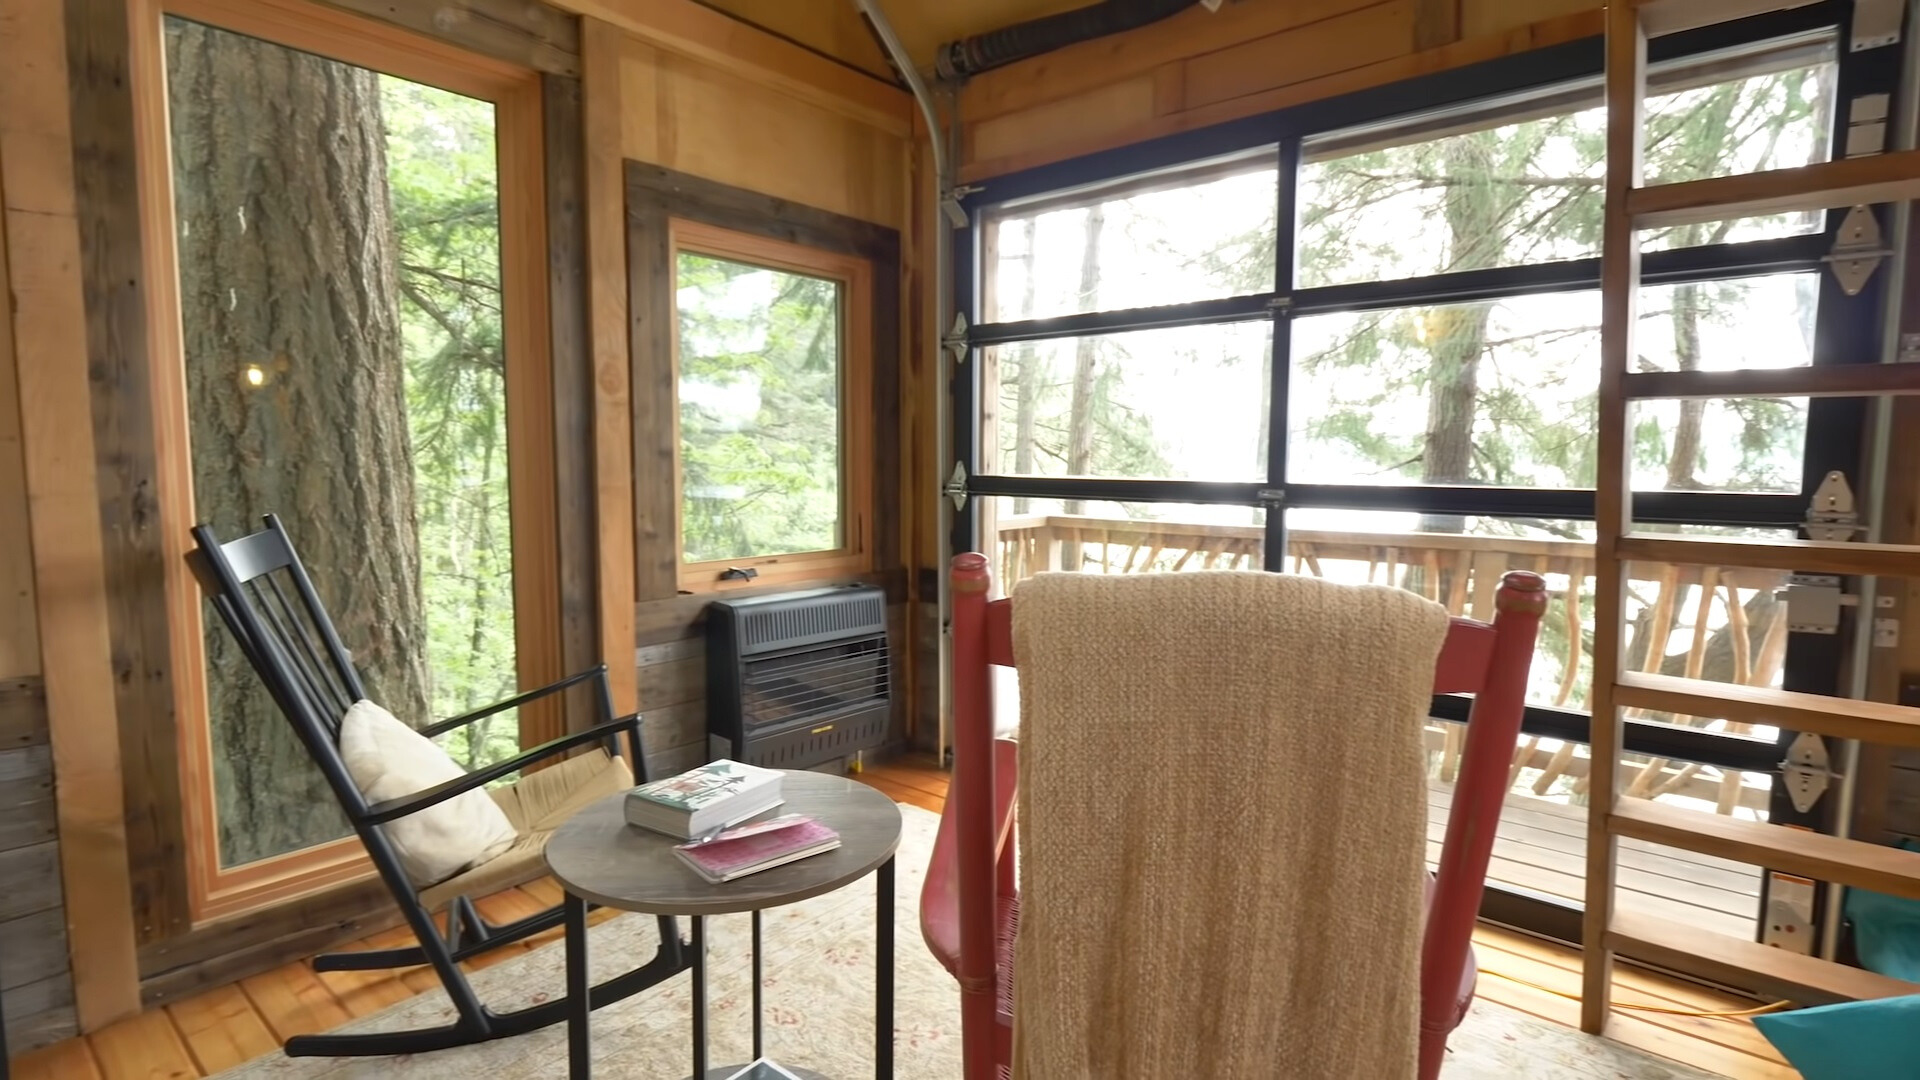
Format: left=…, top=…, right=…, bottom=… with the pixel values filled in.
left=1061, top=207, right=1105, bottom=566
left=1665, top=281, right=1707, bottom=489
left=1009, top=219, right=1040, bottom=513
left=168, top=19, right=428, bottom=866
left=1421, top=134, right=1498, bottom=533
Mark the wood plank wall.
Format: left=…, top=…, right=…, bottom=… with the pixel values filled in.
left=610, top=30, right=927, bottom=771
left=0, top=308, right=78, bottom=1054
left=955, top=0, right=1603, bottom=180
left=0, top=15, right=79, bottom=1052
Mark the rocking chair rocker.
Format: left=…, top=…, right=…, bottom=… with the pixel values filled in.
left=189, top=514, right=689, bottom=1057
left=923, top=552, right=1548, bottom=1080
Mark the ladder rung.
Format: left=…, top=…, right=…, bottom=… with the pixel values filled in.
left=1628, top=149, right=1920, bottom=229
left=1608, top=910, right=1920, bottom=1005
left=1610, top=799, right=1920, bottom=900
left=1623, top=363, right=1920, bottom=400
left=1632, top=0, right=1824, bottom=37
left=1616, top=533, right=1920, bottom=578
left=1615, top=671, right=1920, bottom=749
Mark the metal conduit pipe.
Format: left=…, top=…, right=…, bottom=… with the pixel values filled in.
left=935, top=0, right=1202, bottom=80
left=851, top=0, right=956, bottom=763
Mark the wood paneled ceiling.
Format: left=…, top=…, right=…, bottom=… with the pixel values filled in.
left=696, top=0, right=1102, bottom=80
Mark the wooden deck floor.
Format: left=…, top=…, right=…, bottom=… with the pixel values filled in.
left=9, top=761, right=1794, bottom=1080
left=1430, top=782, right=1763, bottom=941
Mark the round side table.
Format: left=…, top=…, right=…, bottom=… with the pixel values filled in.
left=545, top=771, right=904, bottom=1080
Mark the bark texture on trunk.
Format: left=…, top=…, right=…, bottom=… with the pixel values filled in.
left=1009, top=220, right=1039, bottom=513
left=1061, top=207, right=1105, bottom=568
left=168, top=19, right=427, bottom=866
left=1063, top=206, right=1105, bottom=508
left=1665, top=281, right=1707, bottom=490
left=1420, top=134, right=1497, bottom=533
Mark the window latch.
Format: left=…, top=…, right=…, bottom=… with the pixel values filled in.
left=720, top=566, right=759, bottom=582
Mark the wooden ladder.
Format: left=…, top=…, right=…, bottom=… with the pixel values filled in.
left=1583, top=0, right=1920, bottom=1031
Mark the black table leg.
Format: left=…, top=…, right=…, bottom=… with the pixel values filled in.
left=751, top=908, right=764, bottom=1060
left=692, top=915, right=708, bottom=1078
left=565, top=891, right=590, bottom=1080
left=877, top=856, right=894, bottom=1080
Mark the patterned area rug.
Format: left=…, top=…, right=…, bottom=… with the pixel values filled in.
left=217, top=804, right=1722, bottom=1080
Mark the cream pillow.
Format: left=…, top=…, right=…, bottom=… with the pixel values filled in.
left=339, top=699, right=519, bottom=887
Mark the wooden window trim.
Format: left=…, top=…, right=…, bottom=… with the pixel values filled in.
left=625, top=162, right=903, bottom=613
left=131, top=0, right=562, bottom=924
left=668, top=219, right=876, bottom=595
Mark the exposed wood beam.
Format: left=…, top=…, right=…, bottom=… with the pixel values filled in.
left=1632, top=0, right=1823, bottom=38
left=549, top=0, right=911, bottom=136
left=1612, top=798, right=1920, bottom=900
left=581, top=18, right=638, bottom=721
left=0, top=0, right=143, bottom=1029
left=1615, top=671, right=1920, bottom=750
left=311, top=0, right=581, bottom=75
left=1609, top=910, right=1920, bottom=1005
left=1622, top=363, right=1920, bottom=400
left=1616, top=534, right=1920, bottom=579
left=1630, top=149, right=1920, bottom=229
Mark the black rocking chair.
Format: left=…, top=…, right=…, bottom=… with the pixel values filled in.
left=189, top=514, right=688, bottom=1057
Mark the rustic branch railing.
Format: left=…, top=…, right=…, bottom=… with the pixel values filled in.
left=994, top=514, right=1786, bottom=817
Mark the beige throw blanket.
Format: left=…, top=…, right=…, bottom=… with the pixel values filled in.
left=1010, top=570, right=1451, bottom=1080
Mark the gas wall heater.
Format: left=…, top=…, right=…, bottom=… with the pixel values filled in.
left=705, top=584, right=892, bottom=770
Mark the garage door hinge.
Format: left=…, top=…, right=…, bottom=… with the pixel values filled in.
left=944, top=462, right=969, bottom=511
left=1781, top=733, right=1833, bottom=814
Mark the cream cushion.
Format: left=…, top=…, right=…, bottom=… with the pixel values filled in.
left=340, top=699, right=519, bottom=887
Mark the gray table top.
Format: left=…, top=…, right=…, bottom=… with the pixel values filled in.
left=544, top=770, right=904, bottom=916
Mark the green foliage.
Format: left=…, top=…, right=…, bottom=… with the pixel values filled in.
left=380, top=77, right=518, bottom=768
left=676, top=253, right=844, bottom=563
left=1290, top=65, right=1830, bottom=494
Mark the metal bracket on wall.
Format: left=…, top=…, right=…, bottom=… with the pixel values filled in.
left=943, top=312, right=970, bottom=365
left=1780, top=574, right=1858, bottom=634
left=1804, top=471, right=1861, bottom=541
left=941, top=184, right=982, bottom=229
left=1824, top=206, right=1892, bottom=295
left=1853, top=0, right=1903, bottom=51
left=1781, top=732, right=1834, bottom=813
left=945, top=462, right=969, bottom=511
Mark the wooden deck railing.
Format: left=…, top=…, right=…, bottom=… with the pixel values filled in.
left=994, top=513, right=1787, bottom=817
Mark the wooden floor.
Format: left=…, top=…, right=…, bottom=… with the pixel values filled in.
left=10, top=761, right=1795, bottom=1080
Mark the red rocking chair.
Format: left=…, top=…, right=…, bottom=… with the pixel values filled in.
left=921, top=552, right=1548, bottom=1080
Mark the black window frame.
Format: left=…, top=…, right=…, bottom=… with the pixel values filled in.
left=951, top=0, right=1901, bottom=938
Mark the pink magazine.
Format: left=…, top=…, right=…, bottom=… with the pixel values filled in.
left=674, top=815, right=841, bottom=883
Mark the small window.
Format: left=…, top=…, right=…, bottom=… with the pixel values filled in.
left=671, top=220, right=872, bottom=589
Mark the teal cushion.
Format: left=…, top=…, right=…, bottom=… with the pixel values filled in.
left=1846, top=839, right=1920, bottom=981
left=1752, top=995, right=1920, bottom=1080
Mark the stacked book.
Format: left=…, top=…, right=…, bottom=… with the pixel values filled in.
left=625, top=758, right=785, bottom=839
left=673, top=814, right=842, bottom=883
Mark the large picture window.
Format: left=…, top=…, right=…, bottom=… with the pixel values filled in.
left=959, top=13, right=1875, bottom=947
left=143, top=0, right=556, bottom=920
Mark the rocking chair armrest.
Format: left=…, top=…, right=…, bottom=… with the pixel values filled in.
left=362, top=714, right=641, bottom=826
left=418, top=665, right=612, bottom=739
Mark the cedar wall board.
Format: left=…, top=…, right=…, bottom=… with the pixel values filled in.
left=0, top=58, right=76, bottom=1051
left=617, top=36, right=909, bottom=230
left=613, top=24, right=934, bottom=747
left=957, top=0, right=1604, bottom=181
